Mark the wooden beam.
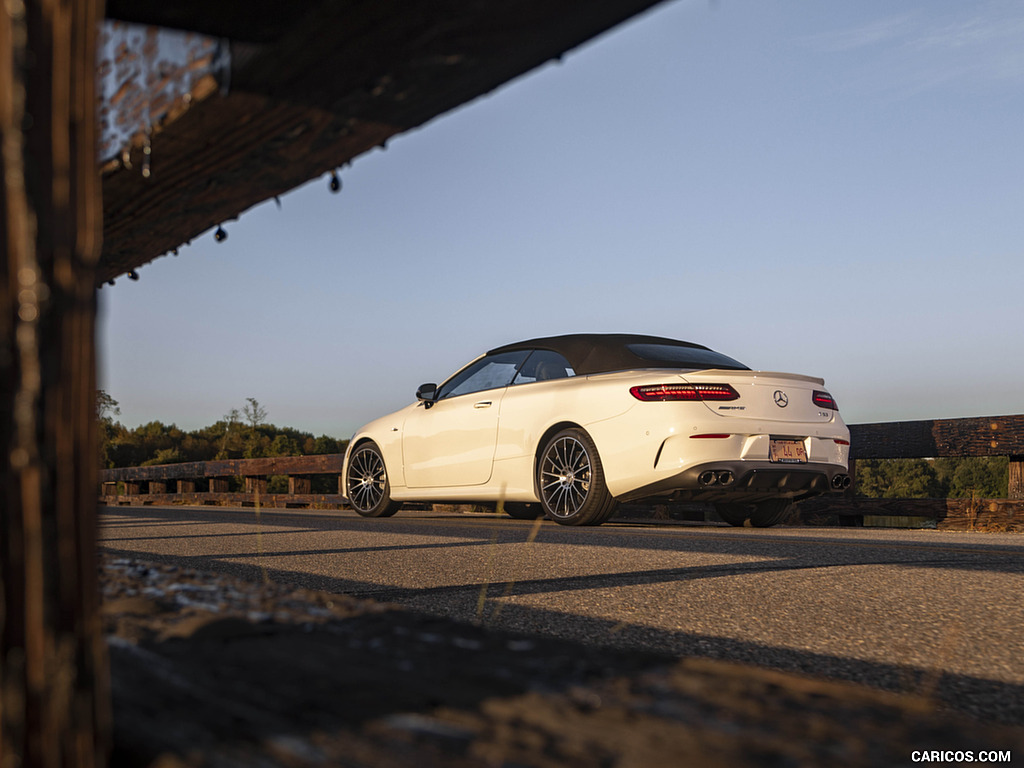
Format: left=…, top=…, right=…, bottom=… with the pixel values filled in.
left=104, top=0, right=321, bottom=43
left=101, top=492, right=347, bottom=508
left=849, top=416, right=1024, bottom=459
left=97, top=0, right=668, bottom=281
left=1, top=0, right=108, bottom=764
left=796, top=497, right=1024, bottom=532
left=99, top=453, right=346, bottom=482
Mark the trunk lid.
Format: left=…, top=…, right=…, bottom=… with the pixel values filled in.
left=680, top=370, right=836, bottom=423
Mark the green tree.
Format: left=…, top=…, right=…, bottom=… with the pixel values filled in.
left=216, top=408, right=243, bottom=459
left=96, top=389, right=120, bottom=421
left=269, top=434, right=300, bottom=457
left=855, top=459, right=942, bottom=499
left=935, top=457, right=1008, bottom=498
left=311, top=434, right=344, bottom=454
left=96, top=390, right=121, bottom=468
left=142, top=447, right=184, bottom=466
left=97, top=397, right=348, bottom=469
left=241, top=398, right=269, bottom=458
left=242, top=397, right=267, bottom=432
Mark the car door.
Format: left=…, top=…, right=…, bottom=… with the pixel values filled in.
left=402, top=350, right=529, bottom=488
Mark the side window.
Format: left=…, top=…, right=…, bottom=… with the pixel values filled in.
left=512, top=350, right=576, bottom=385
left=437, top=350, right=530, bottom=400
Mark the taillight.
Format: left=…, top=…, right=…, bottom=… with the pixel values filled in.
left=812, top=390, right=838, bottom=410
left=629, top=383, right=740, bottom=402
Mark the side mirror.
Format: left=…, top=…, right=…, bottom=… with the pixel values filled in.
left=416, top=383, right=438, bottom=407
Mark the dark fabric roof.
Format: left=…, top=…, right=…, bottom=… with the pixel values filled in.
left=487, top=333, right=746, bottom=375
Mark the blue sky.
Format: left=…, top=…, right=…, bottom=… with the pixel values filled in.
left=98, top=0, right=1024, bottom=438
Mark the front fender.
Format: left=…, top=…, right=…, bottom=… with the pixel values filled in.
left=343, top=408, right=413, bottom=491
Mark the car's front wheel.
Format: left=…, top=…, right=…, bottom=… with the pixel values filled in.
left=347, top=442, right=401, bottom=518
left=537, top=428, right=617, bottom=526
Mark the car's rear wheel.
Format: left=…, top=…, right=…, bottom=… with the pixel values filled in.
left=714, top=503, right=748, bottom=527
left=503, top=502, right=544, bottom=520
left=347, top=442, right=401, bottom=518
left=749, top=499, right=791, bottom=528
left=537, top=428, right=617, bottom=526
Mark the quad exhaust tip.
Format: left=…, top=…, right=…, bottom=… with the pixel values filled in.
left=699, top=470, right=735, bottom=487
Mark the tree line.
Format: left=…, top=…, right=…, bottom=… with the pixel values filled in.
left=854, top=457, right=1009, bottom=499
left=97, top=392, right=347, bottom=469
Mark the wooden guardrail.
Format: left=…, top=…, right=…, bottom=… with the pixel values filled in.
left=99, top=415, right=1024, bottom=529
left=798, top=414, right=1024, bottom=530
left=99, top=454, right=348, bottom=508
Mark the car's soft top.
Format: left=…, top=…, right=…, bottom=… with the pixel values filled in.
left=487, top=333, right=749, bottom=375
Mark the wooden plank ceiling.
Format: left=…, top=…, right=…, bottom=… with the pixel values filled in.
left=99, top=0, right=667, bottom=283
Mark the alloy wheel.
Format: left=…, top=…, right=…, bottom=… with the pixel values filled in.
left=540, top=435, right=592, bottom=517
left=348, top=446, right=387, bottom=513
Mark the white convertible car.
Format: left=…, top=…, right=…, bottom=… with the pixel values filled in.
left=343, top=334, right=850, bottom=527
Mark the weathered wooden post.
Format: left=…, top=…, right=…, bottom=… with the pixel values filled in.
left=245, top=475, right=268, bottom=495
left=1010, top=456, right=1023, bottom=501
left=1, top=0, right=108, bottom=764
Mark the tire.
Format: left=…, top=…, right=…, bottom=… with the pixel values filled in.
left=715, top=503, right=749, bottom=527
left=749, top=499, right=791, bottom=528
left=503, top=502, right=544, bottom=520
left=346, top=442, right=401, bottom=518
left=537, top=428, right=617, bottom=526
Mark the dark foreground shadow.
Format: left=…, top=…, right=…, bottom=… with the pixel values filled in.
left=108, top=604, right=1024, bottom=768
left=108, top=609, right=670, bottom=766
left=101, top=537, right=1024, bottom=736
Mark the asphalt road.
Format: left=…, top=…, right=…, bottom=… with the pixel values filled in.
left=98, top=505, right=1024, bottom=723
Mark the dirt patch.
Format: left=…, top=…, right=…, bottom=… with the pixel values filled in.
left=101, top=555, right=1024, bottom=767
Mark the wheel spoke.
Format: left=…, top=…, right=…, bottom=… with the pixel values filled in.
left=349, top=447, right=386, bottom=512
left=541, top=436, right=592, bottom=517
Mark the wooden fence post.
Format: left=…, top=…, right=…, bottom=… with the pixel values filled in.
left=1, top=0, right=108, bottom=764
left=245, top=475, right=268, bottom=495
left=1010, top=456, right=1023, bottom=501
left=289, top=475, right=312, bottom=494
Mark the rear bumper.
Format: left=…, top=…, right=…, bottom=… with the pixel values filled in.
left=616, top=459, right=849, bottom=504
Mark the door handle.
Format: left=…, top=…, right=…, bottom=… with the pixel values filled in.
left=474, top=400, right=492, bottom=409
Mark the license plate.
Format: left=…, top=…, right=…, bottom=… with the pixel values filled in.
left=769, top=438, right=807, bottom=464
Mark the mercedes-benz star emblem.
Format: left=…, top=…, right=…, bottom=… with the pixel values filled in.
left=773, top=390, right=789, bottom=408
